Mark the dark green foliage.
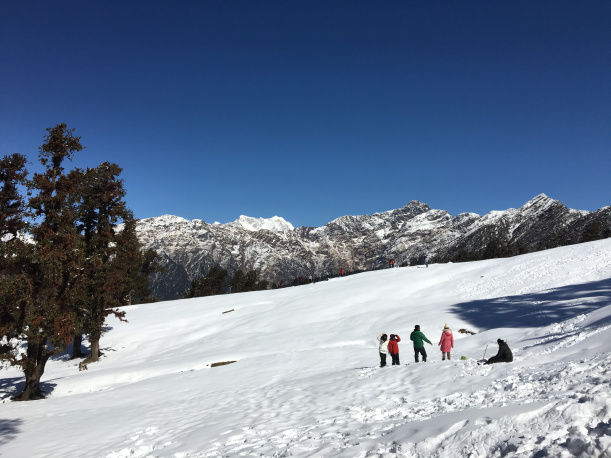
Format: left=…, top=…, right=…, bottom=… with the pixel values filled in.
left=0, top=154, right=28, bottom=238
left=184, top=266, right=228, bottom=298
left=112, top=219, right=161, bottom=305
left=71, top=162, right=131, bottom=362
left=15, top=124, right=84, bottom=400
left=229, top=269, right=268, bottom=293
left=70, top=162, right=159, bottom=362
left=0, top=124, right=158, bottom=399
left=409, top=253, right=427, bottom=266
left=0, top=154, right=30, bottom=369
left=581, top=220, right=610, bottom=242
left=482, top=236, right=510, bottom=259
left=184, top=266, right=268, bottom=298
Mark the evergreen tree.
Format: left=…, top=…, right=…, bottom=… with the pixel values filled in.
left=1, top=124, right=157, bottom=398
left=184, top=266, right=228, bottom=297
left=0, top=154, right=30, bottom=369
left=185, top=267, right=268, bottom=298
left=112, top=218, right=160, bottom=306
left=15, top=124, right=85, bottom=400
left=0, top=154, right=28, bottom=238
left=582, top=220, right=608, bottom=242
left=231, top=269, right=268, bottom=292
left=71, top=162, right=140, bottom=363
left=69, top=165, right=159, bottom=359
left=229, top=270, right=247, bottom=292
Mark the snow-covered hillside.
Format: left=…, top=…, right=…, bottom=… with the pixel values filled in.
left=1, top=239, right=610, bottom=457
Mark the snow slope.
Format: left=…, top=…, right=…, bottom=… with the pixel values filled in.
left=1, top=239, right=610, bottom=457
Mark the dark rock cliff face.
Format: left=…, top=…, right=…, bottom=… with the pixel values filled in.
left=137, top=194, right=610, bottom=300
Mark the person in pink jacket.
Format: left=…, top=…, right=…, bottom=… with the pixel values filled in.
left=438, top=324, right=454, bottom=360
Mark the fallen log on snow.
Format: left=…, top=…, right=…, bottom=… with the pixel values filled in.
left=209, top=361, right=237, bottom=367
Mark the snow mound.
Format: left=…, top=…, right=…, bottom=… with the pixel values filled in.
left=1, top=239, right=610, bottom=457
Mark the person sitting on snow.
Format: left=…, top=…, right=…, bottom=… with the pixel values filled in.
left=377, top=333, right=389, bottom=367
left=388, top=334, right=401, bottom=365
left=485, top=339, right=513, bottom=364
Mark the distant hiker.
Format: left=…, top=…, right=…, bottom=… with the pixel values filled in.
left=438, top=324, right=454, bottom=360
left=389, top=259, right=395, bottom=268
left=410, top=325, right=432, bottom=362
left=340, top=268, right=344, bottom=276
left=388, top=334, right=401, bottom=365
left=377, top=333, right=389, bottom=367
left=485, top=339, right=513, bottom=364
left=425, top=256, right=429, bottom=268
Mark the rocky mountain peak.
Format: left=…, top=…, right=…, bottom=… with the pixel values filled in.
left=230, top=215, right=294, bottom=233
left=520, top=193, right=558, bottom=212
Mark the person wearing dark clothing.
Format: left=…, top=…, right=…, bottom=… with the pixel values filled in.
left=410, top=325, right=432, bottom=362
left=388, top=334, right=401, bottom=365
left=485, top=339, right=513, bottom=364
left=414, top=347, right=426, bottom=362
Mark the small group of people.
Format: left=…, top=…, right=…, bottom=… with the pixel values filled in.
left=377, top=324, right=512, bottom=367
left=376, top=333, right=401, bottom=366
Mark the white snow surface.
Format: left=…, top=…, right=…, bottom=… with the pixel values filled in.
left=1, top=239, right=611, bottom=457
left=137, top=214, right=295, bottom=233
left=229, top=215, right=295, bottom=232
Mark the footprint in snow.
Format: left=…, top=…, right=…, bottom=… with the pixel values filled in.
left=357, top=367, right=379, bottom=378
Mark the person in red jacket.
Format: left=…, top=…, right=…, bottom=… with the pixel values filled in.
left=438, top=323, right=454, bottom=360
left=388, top=334, right=401, bottom=365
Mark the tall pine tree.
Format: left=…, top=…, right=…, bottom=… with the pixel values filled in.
left=1, top=124, right=158, bottom=399
left=72, top=162, right=134, bottom=362
left=112, top=218, right=160, bottom=306
left=14, top=124, right=85, bottom=400
left=71, top=162, right=158, bottom=362
left=0, top=154, right=30, bottom=369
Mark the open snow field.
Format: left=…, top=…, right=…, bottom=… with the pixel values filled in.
left=1, top=239, right=610, bottom=457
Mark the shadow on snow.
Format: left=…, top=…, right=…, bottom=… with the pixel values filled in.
left=0, top=377, right=57, bottom=402
left=450, top=278, right=611, bottom=330
left=0, top=418, right=23, bottom=447
left=50, top=325, right=114, bottom=361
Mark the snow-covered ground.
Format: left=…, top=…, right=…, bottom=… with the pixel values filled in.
left=1, top=239, right=610, bottom=457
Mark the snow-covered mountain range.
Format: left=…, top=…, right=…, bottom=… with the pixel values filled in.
left=137, top=194, right=611, bottom=300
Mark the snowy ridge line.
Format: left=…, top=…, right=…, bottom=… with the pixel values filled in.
left=136, top=193, right=611, bottom=300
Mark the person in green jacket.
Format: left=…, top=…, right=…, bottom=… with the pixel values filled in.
left=410, top=325, right=432, bottom=362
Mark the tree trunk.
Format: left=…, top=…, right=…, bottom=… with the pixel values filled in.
left=71, top=334, right=83, bottom=359
left=14, top=338, right=50, bottom=401
left=87, top=337, right=100, bottom=363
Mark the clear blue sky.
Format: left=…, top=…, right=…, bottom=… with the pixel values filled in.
left=1, top=1, right=609, bottom=227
